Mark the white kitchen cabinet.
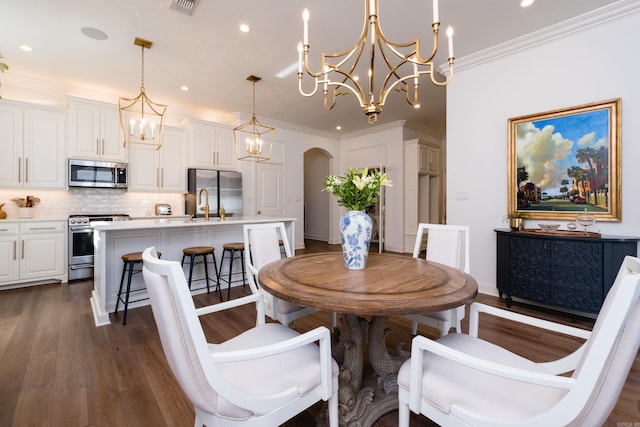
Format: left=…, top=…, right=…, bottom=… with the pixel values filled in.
left=0, top=221, right=66, bottom=288
left=129, top=126, right=187, bottom=192
left=187, top=119, right=236, bottom=170
left=0, top=223, right=20, bottom=283
left=68, top=96, right=127, bottom=162
left=419, top=143, right=440, bottom=176
left=403, top=139, right=444, bottom=251
left=0, top=101, right=67, bottom=189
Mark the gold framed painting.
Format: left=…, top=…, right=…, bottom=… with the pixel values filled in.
left=507, top=98, right=621, bottom=221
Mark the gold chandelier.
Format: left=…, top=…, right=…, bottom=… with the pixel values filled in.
left=119, top=37, right=167, bottom=150
left=298, top=0, right=454, bottom=124
left=233, top=75, right=275, bottom=162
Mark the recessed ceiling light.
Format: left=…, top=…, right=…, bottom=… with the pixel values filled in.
left=19, top=45, right=33, bottom=52
left=180, top=85, right=189, bottom=91
left=240, top=24, right=250, bottom=33
left=520, top=0, right=535, bottom=7
left=414, top=103, right=421, bottom=109
left=336, top=125, right=342, bottom=130
left=80, top=27, right=109, bottom=40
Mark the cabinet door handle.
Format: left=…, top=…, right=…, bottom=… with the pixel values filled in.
left=25, top=158, right=28, bottom=183
left=13, top=240, right=16, bottom=260
left=102, top=139, right=105, bottom=156
left=96, top=138, right=100, bottom=155
left=18, top=158, right=21, bottom=183
left=28, top=227, right=57, bottom=231
left=161, top=168, right=164, bottom=188
left=21, top=240, right=24, bottom=260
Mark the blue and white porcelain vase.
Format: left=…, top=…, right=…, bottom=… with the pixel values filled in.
left=340, top=210, right=372, bottom=270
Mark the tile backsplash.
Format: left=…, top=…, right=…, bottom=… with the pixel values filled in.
left=0, top=188, right=186, bottom=219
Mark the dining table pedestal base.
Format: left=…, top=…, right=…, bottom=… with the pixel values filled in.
left=316, top=314, right=409, bottom=427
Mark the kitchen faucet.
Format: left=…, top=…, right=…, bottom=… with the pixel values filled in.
left=198, top=188, right=210, bottom=221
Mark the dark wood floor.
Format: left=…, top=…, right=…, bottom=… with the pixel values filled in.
left=0, top=240, right=638, bottom=426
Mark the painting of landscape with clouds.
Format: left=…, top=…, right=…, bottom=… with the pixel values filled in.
left=508, top=99, right=621, bottom=221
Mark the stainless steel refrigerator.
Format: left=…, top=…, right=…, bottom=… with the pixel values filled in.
left=185, top=169, right=243, bottom=218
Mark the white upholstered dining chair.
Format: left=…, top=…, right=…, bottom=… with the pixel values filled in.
left=141, top=247, right=339, bottom=427
left=243, top=222, right=319, bottom=327
left=397, top=255, right=640, bottom=427
left=404, top=223, right=470, bottom=336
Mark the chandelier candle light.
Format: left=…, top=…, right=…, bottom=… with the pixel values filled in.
left=298, top=0, right=454, bottom=124
left=233, top=75, right=275, bottom=162
left=119, top=37, right=167, bottom=150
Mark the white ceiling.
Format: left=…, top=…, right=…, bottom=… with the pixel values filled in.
left=0, top=0, right=620, bottom=136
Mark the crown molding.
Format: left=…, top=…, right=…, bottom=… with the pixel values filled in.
left=439, top=0, right=640, bottom=75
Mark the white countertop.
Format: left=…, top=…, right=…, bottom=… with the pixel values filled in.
left=0, top=217, right=67, bottom=223
left=92, top=216, right=297, bottom=231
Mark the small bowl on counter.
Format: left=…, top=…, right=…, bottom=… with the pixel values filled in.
left=538, top=223, right=560, bottom=232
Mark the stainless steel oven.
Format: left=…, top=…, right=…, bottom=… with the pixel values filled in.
left=68, top=214, right=130, bottom=280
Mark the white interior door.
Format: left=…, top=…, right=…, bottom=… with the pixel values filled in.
left=256, top=162, right=285, bottom=217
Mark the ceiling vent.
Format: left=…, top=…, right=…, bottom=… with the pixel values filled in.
left=169, top=0, right=200, bottom=16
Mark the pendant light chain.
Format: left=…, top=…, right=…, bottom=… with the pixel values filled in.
left=140, top=45, right=145, bottom=92
left=252, top=80, right=256, bottom=117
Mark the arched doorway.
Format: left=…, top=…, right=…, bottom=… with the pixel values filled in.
left=303, top=148, right=331, bottom=242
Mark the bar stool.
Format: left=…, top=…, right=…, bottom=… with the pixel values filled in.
left=181, top=246, right=222, bottom=301
left=114, top=250, right=161, bottom=325
left=218, top=242, right=247, bottom=300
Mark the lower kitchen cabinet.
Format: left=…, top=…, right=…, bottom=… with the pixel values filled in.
left=0, top=221, right=66, bottom=288
left=495, top=228, right=639, bottom=316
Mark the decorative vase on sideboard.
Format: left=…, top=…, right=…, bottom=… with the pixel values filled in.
left=340, top=210, right=372, bottom=270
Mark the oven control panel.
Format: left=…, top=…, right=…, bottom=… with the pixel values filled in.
left=68, top=214, right=130, bottom=226
left=69, top=217, right=90, bottom=226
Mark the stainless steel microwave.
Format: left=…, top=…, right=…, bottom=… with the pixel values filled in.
left=68, top=159, right=128, bottom=189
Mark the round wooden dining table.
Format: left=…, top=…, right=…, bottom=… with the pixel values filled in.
left=258, top=251, right=478, bottom=427
left=258, top=251, right=478, bottom=316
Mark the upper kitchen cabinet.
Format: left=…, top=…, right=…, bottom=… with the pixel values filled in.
left=0, top=101, right=67, bottom=189
left=419, top=142, right=440, bottom=176
left=129, top=126, right=187, bottom=192
left=187, top=119, right=236, bottom=170
left=68, top=96, right=127, bottom=162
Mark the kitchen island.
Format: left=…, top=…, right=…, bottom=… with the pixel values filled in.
left=90, top=216, right=296, bottom=326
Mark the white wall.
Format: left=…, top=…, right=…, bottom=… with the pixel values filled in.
left=446, top=3, right=640, bottom=295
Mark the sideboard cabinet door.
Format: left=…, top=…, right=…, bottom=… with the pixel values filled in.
left=495, top=229, right=638, bottom=315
